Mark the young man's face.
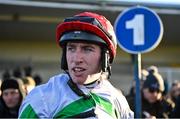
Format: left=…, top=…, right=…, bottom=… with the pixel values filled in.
left=66, top=42, right=101, bottom=85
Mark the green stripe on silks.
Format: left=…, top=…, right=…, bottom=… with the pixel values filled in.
left=54, top=93, right=117, bottom=119
left=54, top=96, right=95, bottom=118
left=19, top=104, right=38, bottom=118
left=91, top=93, right=117, bottom=119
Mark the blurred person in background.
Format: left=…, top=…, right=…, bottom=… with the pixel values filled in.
left=127, top=68, right=175, bottom=118
left=23, top=65, right=36, bottom=94
left=141, top=70, right=174, bottom=118
left=23, top=65, right=32, bottom=77
left=0, top=78, right=26, bottom=118
left=13, top=67, right=23, bottom=80
left=168, top=80, right=180, bottom=118
left=24, top=65, right=42, bottom=86
left=18, top=12, right=133, bottom=119
left=168, top=80, right=180, bottom=103
left=147, top=65, right=169, bottom=96
left=170, top=94, right=180, bottom=118
left=33, top=74, right=42, bottom=86
left=2, top=69, right=11, bottom=81
left=22, top=77, right=36, bottom=94
left=1, top=69, right=11, bottom=96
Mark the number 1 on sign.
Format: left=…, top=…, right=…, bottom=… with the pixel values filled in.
left=126, top=14, right=145, bottom=45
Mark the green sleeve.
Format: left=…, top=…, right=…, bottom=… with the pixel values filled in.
left=19, top=104, right=38, bottom=119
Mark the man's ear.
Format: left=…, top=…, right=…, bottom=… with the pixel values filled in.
left=61, top=48, right=68, bottom=70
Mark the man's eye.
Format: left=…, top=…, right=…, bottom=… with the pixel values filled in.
left=67, top=47, right=75, bottom=51
left=84, top=47, right=93, bottom=52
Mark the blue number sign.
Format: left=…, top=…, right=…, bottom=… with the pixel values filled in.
left=114, top=6, right=163, bottom=54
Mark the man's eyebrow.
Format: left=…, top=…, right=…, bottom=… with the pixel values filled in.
left=84, top=45, right=95, bottom=48
left=66, top=43, right=75, bottom=47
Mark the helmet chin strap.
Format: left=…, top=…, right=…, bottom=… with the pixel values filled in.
left=102, top=48, right=112, bottom=79
left=83, top=72, right=102, bottom=85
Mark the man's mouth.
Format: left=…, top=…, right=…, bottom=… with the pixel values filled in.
left=72, top=67, right=86, bottom=73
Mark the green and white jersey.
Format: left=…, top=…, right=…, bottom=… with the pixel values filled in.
left=19, top=73, right=133, bottom=119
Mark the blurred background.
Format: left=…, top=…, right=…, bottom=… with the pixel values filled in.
left=0, top=0, right=180, bottom=94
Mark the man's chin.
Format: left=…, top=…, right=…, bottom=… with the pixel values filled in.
left=72, top=77, right=86, bottom=85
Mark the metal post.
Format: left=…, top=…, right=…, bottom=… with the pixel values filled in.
left=134, top=53, right=142, bottom=118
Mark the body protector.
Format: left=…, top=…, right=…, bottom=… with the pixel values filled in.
left=56, top=12, right=117, bottom=78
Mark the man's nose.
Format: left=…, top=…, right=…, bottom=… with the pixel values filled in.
left=73, top=49, right=83, bottom=64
